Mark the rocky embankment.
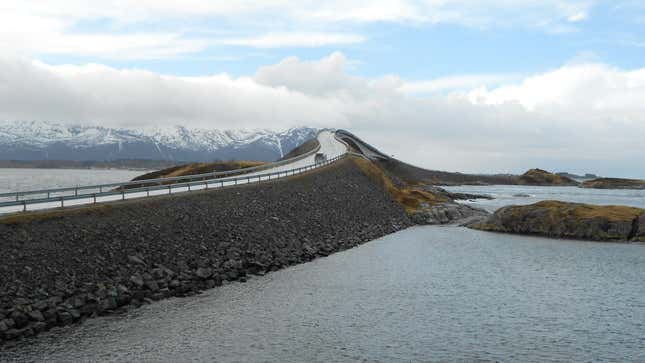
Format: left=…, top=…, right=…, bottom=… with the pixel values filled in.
left=517, top=169, right=579, bottom=186
left=407, top=186, right=490, bottom=225
left=467, top=200, right=645, bottom=242
left=349, top=158, right=490, bottom=226
left=581, top=177, right=645, bottom=190
left=0, top=158, right=411, bottom=344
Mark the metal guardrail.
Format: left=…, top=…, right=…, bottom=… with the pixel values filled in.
left=0, top=134, right=322, bottom=204
left=0, top=153, right=347, bottom=214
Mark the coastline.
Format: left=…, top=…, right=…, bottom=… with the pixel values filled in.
left=0, top=159, right=412, bottom=345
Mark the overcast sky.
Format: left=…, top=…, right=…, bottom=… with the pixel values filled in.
left=1, top=1, right=644, bottom=177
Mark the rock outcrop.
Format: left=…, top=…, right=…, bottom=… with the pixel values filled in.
left=467, top=200, right=645, bottom=242
left=0, top=158, right=412, bottom=344
left=423, top=185, right=493, bottom=201
left=581, top=178, right=645, bottom=190
left=517, top=169, right=579, bottom=186
left=410, top=202, right=489, bottom=225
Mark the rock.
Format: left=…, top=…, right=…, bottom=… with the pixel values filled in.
left=100, top=297, right=118, bottom=312
left=410, top=202, right=489, bottom=225
left=582, top=177, right=645, bottom=190
left=33, top=300, right=48, bottom=311
left=0, top=319, right=9, bottom=332
left=467, top=201, right=645, bottom=242
left=424, top=186, right=493, bottom=201
left=127, top=255, right=146, bottom=266
left=151, top=268, right=165, bottom=280
left=144, top=280, right=160, bottom=292
left=513, top=193, right=531, bottom=198
left=57, top=311, right=74, bottom=325
left=4, top=328, right=26, bottom=340
left=635, top=214, right=645, bottom=242
left=32, top=322, right=48, bottom=333
left=10, top=311, right=28, bottom=328
left=42, top=308, right=58, bottom=324
left=195, top=267, right=212, bottom=280
left=27, top=310, right=45, bottom=322
left=69, top=294, right=86, bottom=308
left=130, top=274, right=145, bottom=288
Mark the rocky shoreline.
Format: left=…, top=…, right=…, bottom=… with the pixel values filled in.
left=467, top=200, right=645, bottom=242
left=581, top=177, right=645, bottom=190
left=0, top=159, right=412, bottom=345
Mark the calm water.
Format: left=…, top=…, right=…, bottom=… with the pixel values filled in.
left=4, top=225, right=645, bottom=362
left=0, top=168, right=148, bottom=194
left=445, top=184, right=645, bottom=212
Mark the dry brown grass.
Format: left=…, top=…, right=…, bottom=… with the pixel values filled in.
left=518, top=169, right=578, bottom=186
left=520, top=200, right=644, bottom=222
left=134, top=161, right=266, bottom=181
left=0, top=204, right=114, bottom=225
left=351, top=156, right=449, bottom=213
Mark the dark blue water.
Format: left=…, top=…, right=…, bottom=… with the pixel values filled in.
left=4, top=226, right=645, bottom=362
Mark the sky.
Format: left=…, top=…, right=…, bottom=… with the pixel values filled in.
left=0, top=1, right=644, bottom=177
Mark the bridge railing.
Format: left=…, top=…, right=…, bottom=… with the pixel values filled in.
left=0, top=135, right=322, bottom=204
left=0, top=152, right=347, bottom=214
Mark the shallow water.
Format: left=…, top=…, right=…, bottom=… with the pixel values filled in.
left=4, top=225, right=645, bottom=362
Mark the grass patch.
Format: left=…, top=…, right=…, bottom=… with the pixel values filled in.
left=517, top=169, right=578, bottom=186
left=351, top=156, right=449, bottom=214
left=528, top=200, right=644, bottom=222
left=0, top=204, right=114, bottom=225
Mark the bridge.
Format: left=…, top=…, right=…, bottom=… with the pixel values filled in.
left=0, top=130, right=353, bottom=215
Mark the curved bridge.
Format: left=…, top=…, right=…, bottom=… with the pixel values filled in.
left=0, top=130, right=348, bottom=215
left=335, top=130, right=390, bottom=161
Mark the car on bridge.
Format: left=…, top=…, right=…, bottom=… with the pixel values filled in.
left=314, top=153, right=327, bottom=164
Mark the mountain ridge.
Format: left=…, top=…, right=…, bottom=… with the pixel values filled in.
left=0, top=121, right=317, bottom=162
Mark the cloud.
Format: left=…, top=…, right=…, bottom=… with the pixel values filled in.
left=220, top=32, right=366, bottom=48
left=0, top=1, right=603, bottom=59
left=2, top=53, right=644, bottom=177
left=399, top=74, right=521, bottom=94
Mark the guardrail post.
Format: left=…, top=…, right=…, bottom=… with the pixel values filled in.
left=121, top=190, right=125, bottom=200
left=146, top=188, right=150, bottom=197
left=22, top=201, right=27, bottom=212
left=204, top=181, right=208, bottom=190
left=168, top=185, right=172, bottom=195
left=93, top=194, right=97, bottom=204
left=15, top=193, right=19, bottom=202
left=188, top=184, right=191, bottom=192
left=75, top=187, right=78, bottom=196
left=60, top=197, right=64, bottom=208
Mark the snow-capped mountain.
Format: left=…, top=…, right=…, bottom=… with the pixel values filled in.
left=0, top=121, right=318, bottom=162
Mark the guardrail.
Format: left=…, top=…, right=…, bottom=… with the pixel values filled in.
left=0, top=134, right=322, bottom=204
left=0, top=152, right=347, bottom=214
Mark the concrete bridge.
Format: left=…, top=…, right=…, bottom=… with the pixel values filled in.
left=0, top=130, right=350, bottom=215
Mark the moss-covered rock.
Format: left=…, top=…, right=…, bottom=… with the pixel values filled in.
left=517, top=169, right=579, bottom=186
left=581, top=177, right=645, bottom=190
left=467, top=200, right=645, bottom=242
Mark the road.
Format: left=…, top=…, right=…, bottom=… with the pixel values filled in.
left=0, top=130, right=348, bottom=215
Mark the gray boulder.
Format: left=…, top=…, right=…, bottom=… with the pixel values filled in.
left=410, top=202, right=489, bottom=225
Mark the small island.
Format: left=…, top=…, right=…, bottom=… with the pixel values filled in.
left=467, top=200, right=645, bottom=242
left=581, top=177, right=645, bottom=190
left=517, top=168, right=579, bottom=186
